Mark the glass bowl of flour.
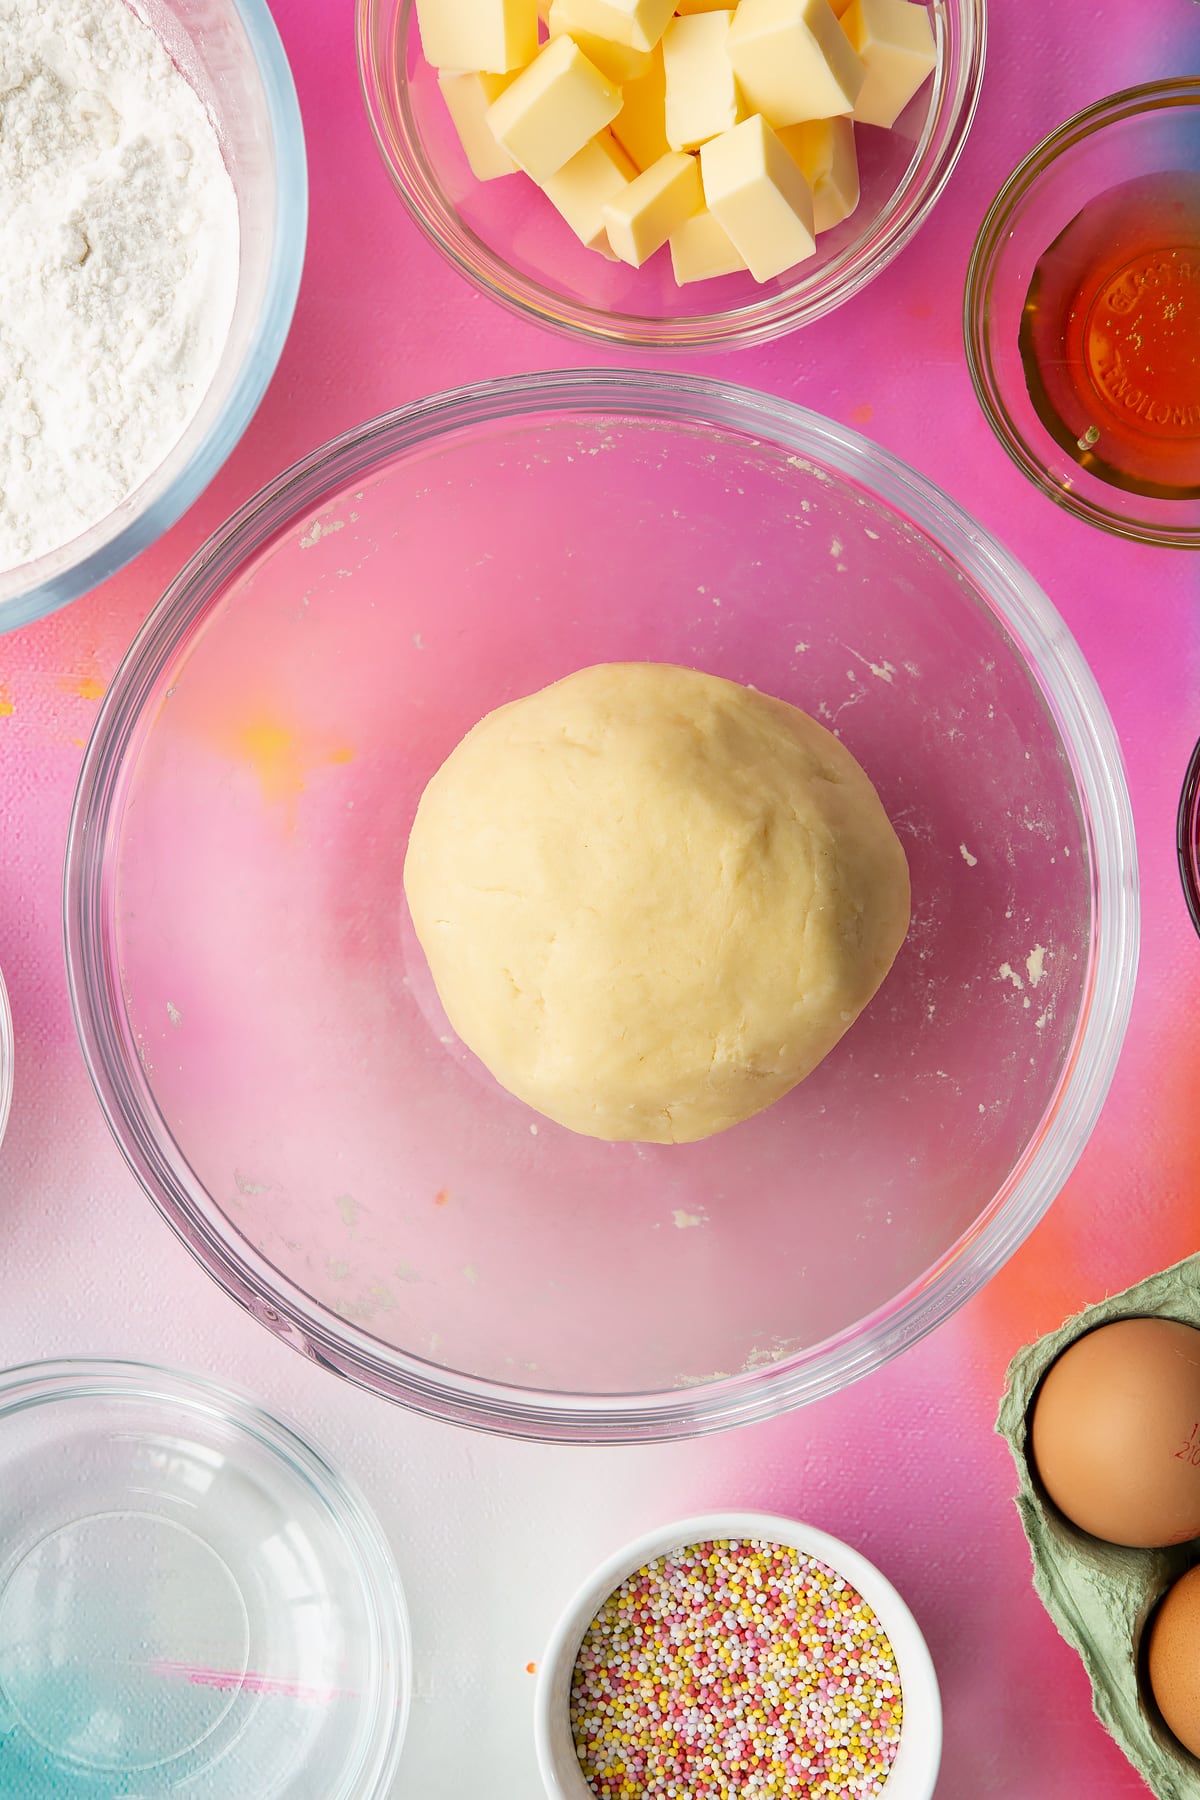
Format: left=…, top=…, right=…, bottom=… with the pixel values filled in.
left=66, top=371, right=1139, bottom=1444
left=0, top=0, right=307, bottom=634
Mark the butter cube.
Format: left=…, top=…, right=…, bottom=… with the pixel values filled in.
left=485, top=35, right=622, bottom=181
left=727, top=0, right=865, bottom=125
left=415, top=0, right=539, bottom=73
left=776, top=116, right=859, bottom=231
left=662, top=12, right=742, bottom=153
left=439, top=72, right=520, bottom=181
left=601, top=149, right=703, bottom=264
left=551, top=0, right=675, bottom=50
left=700, top=113, right=816, bottom=281
left=674, top=0, right=735, bottom=10
left=541, top=130, right=638, bottom=252
left=842, top=0, right=937, bottom=128
left=547, top=0, right=654, bottom=81
left=669, top=207, right=747, bottom=282
left=610, top=44, right=671, bottom=170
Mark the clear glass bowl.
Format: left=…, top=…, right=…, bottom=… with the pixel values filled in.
left=964, top=80, right=1200, bottom=549
left=0, top=0, right=308, bottom=635
left=357, top=0, right=985, bottom=348
left=65, top=371, right=1139, bottom=1443
left=0, top=1360, right=410, bottom=1798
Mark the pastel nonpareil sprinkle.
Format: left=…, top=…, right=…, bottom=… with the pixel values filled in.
left=569, top=1537, right=903, bottom=1798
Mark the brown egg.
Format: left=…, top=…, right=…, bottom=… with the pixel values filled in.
left=1147, top=1564, right=1200, bottom=1757
left=1029, top=1317, right=1200, bottom=1548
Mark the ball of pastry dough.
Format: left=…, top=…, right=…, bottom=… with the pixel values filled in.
left=404, top=663, right=910, bottom=1144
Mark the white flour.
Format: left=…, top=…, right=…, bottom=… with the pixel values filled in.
left=0, top=0, right=240, bottom=573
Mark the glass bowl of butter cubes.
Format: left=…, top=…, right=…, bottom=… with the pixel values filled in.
left=358, top=0, right=985, bottom=347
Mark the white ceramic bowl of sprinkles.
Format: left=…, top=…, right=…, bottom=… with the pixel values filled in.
left=535, top=1510, right=941, bottom=1800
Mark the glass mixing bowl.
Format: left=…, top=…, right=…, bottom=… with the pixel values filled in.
left=0, top=1360, right=409, bottom=1799
left=357, top=0, right=985, bottom=348
left=65, top=371, right=1139, bottom=1443
left=0, top=0, right=308, bottom=635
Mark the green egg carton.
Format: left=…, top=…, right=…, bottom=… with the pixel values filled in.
left=996, top=1254, right=1200, bottom=1800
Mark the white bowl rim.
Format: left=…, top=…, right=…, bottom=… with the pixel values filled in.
left=534, top=1507, right=942, bottom=1800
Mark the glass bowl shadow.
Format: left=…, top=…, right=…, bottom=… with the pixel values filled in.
left=65, top=370, right=1139, bottom=1443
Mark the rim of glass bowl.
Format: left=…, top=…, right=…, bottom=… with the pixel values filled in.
left=0, top=0, right=309, bottom=636
left=64, top=369, right=1139, bottom=1445
left=963, top=78, right=1200, bottom=551
left=355, top=0, right=986, bottom=350
left=0, top=961, right=12, bottom=1153
left=0, top=1357, right=412, bottom=1800
left=1179, top=735, right=1200, bottom=938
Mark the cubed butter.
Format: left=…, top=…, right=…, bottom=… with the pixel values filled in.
left=485, top=34, right=622, bottom=181
left=674, top=0, right=736, bottom=11
left=727, top=0, right=865, bottom=125
left=669, top=207, right=747, bottom=282
left=439, top=71, right=520, bottom=181
left=700, top=113, right=816, bottom=281
left=415, top=0, right=539, bottom=73
left=541, top=129, right=637, bottom=253
left=842, top=0, right=937, bottom=128
left=662, top=12, right=742, bottom=153
left=601, top=149, right=703, bottom=264
left=553, top=0, right=675, bottom=50
left=776, top=115, right=859, bottom=231
left=547, top=0, right=653, bottom=81
left=610, top=44, right=671, bottom=170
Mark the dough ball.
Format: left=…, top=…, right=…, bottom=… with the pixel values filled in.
left=404, top=662, right=910, bottom=1144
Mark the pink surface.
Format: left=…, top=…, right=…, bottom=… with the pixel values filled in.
left=0, top=0, right=1199, bottom=1795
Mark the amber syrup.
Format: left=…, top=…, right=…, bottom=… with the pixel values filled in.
left=1020, top=170, right=1200, bottom=499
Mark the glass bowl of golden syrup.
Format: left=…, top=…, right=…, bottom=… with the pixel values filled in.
left=965, top=80, right=1200, bottom=548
